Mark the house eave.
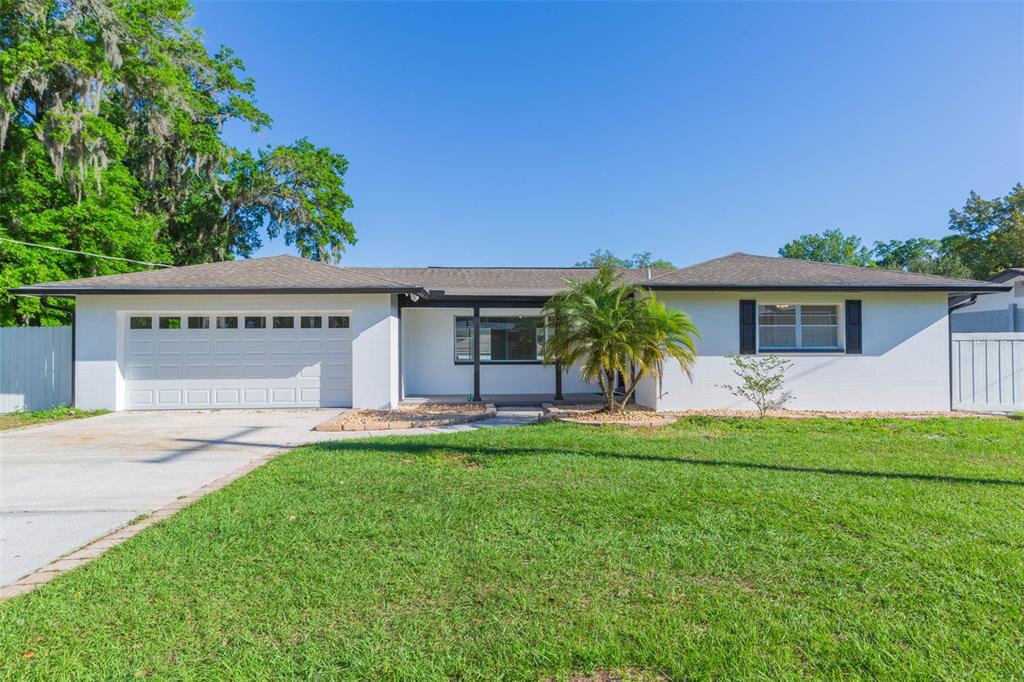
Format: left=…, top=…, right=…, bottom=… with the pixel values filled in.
left=12, top=286, right=431, bottom=298
left=643, top=284, right=1013, bottom=294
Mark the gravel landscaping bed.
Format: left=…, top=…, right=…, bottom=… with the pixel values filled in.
left=316, top=403, right=496, bottom=431
left=543, top=404, right=997, bottom=423
left=669, top=408, right=992, bottom=419
left=543, top=403, right=677, bottom=426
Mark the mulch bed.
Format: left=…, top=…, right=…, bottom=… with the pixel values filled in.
left=316, top=403, right=497, bottom=432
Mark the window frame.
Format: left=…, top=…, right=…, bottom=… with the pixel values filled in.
left=128, top=312, right=349, bottom=332
left=757, top=303, right=844, bottom=354
left=327, top=315, right=350, bottom=329
left=158, top=316, right=182, bottom=330
left=453, top=315, right=552, bottom=364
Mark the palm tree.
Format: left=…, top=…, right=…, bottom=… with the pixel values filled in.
left=541, top=265, right=699, bottom=412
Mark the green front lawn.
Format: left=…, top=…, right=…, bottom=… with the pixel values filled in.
left=0, top=406, right=108, bottom=431
left=2, top=418, right=1023, bottom=679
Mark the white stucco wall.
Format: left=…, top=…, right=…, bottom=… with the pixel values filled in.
left=74, top=293, right=399, bottom=411
left=640, top=291, right=951, bottom=412
left=400, top=307, right=596, bottom=397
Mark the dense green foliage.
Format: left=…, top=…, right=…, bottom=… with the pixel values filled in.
left=945, top=184, right=1024, bottom=278
left=0, top=0, right=355, bottom=325
left=575, top=249, right=675, bottom=269
left=542, top=265, right=699, bottom=411
left=779, top=185, right=1023, bottom=279
left=778, top=228, right=875, bottom=267
left=0, top=418, right=1021, bottom=679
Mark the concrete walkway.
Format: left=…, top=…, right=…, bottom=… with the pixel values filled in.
left=0, top=406, right=541, bottom=590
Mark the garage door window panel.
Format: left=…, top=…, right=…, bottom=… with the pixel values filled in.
left=301, top=316, right=322, bottom=329
left=216, top=316, right=239, bottom=329
left=130, top=316, right=152, bottom=330
left=328, top=316, right=350, bottom=329
left=188, top=316, right=210, bottom=329
left=159, top=316, right=181, bottom=330
left=273, top=316, right=295, bottom=329
left=244, top=316, right=266, bottom=329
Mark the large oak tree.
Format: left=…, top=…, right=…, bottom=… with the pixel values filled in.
left=0, top=0, right=355, bottom=325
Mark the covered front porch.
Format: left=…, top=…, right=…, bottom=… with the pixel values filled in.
left=400, top=393, right=604, bottom=407
left=398, top=296, right=599, bottom=404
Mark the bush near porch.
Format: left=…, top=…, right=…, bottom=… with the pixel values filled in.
left=0, top=417, right=1022, bottom=679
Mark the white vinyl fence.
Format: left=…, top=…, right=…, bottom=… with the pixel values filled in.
left=951, top=333, right=1024, bottom=413
left=0, top=326, right=72, bottom=413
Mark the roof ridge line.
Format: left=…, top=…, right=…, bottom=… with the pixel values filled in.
left=750, top=252, right=993, bottom=285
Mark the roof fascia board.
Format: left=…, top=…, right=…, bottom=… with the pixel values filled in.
left=13, top=286, right=430, bottom=297
left=643, top=284, right=1012, bottom=293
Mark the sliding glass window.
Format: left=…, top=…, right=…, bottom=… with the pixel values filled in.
left=455, top=316, right=550, bottom=363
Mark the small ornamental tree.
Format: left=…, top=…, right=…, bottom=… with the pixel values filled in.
left=719, top=353, right=793, bottom=417
left=541, top=265, right=699, bottom=413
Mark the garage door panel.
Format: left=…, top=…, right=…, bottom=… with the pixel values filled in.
left=156, top=365, right=183, bottom=380
left=128, top=341, right=153, bottom=355
left=157, top=389, right=183, bottom=406
left=157, top=341, right=182, bottom=355
left=242, top=341, right=268, bottom=354
left=128, top=390, right=154, bottom=406
left=125, top=314, right=352, bottom=410
left=272, top=388, right=296, bottom=403
left=186, top=364, right=212, bottom=380
left=325, top=362, right=350, bottom=379
left=213, top=364, right=241, bottom=380
left=127, top=364, right=155, bottom=380
left=215, top=389, right=240, bottom=405
left=243, top=388, right=268, bottom=404
left=214, top=340, right=240, bottom=355
left=186, top=389, right=212, bottom=405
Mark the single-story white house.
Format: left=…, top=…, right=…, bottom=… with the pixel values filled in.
left=951, top=268, right=1023, bottom=333
left=15, top=252, right=1010, bottom=413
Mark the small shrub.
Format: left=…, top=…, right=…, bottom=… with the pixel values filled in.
left=719, top=354, right=793, bottom=417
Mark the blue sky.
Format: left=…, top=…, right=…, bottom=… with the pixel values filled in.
left=193, top=1, right=1023, bottom=268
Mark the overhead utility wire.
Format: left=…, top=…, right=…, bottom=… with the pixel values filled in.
left=0, top=237, right=173, bottom=268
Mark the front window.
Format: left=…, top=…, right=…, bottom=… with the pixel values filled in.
left=455, top=316, right=550, bottom=363
left=758, top=304, right=840, bottom=351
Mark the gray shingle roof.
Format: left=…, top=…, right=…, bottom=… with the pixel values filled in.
left=14, top=255, right=426, bottom=295
left=642, top=253, right=1009, bottom=291
left=14, top=252, right=1009, bottom=298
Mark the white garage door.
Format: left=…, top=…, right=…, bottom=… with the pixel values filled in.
left=123, top=313, right=352, bottom=410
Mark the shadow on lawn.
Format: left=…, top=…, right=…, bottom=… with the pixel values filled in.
left=319, top=440, right=1024, bottom=488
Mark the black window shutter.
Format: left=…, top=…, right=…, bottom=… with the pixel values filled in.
left=845, top=300, right=862, bottom=354
left=739, top=300, right=756, bottom=354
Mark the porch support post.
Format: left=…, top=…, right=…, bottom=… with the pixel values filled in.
left=554, top=362, right=563, bottom=401
left=472, top=305, right=481, bottom=402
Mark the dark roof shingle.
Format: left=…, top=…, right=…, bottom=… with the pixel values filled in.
left=14, top=255, right=425, bottom=295
left=14, top=252, right=1009, bottom=297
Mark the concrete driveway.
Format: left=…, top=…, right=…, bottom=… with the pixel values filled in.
left=0, top=409, right=346, bottom=586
